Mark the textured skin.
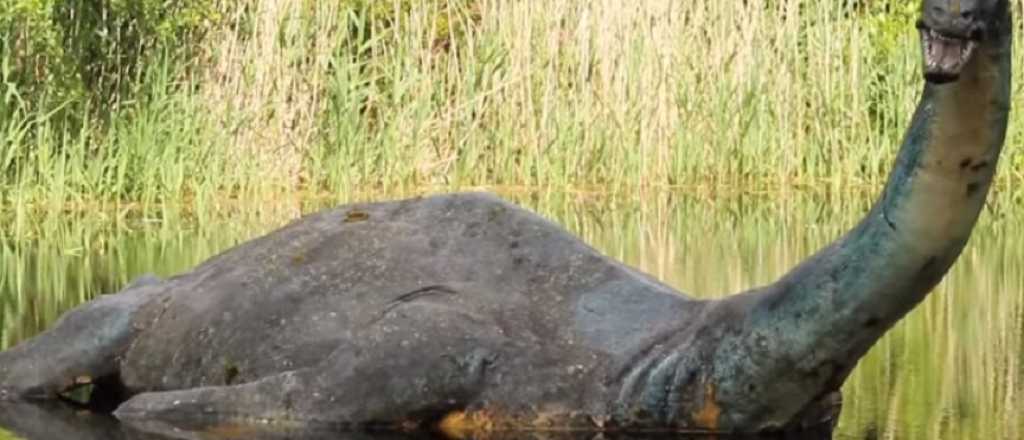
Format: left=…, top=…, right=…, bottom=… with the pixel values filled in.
left=114, top=193, right=714, bottom=428
left=0, top=0, right=1011, bottom=437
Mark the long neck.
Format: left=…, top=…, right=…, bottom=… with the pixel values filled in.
left=721, top=26, right=1012, bottom=429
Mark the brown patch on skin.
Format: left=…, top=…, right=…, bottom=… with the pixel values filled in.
left=692, top=383, right=722, bottom=430
left=437, top=410, right=497, bottom=439
left=200, top=423, right=280, bottom=439
left=435, top=409, right=590, bottom=437
left=344, top=210, right=370, bottom=223
left=428, top=406, right=737, bottom=438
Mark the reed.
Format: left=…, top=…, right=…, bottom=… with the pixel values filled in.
left=2, top=0, right=1024, bottom=206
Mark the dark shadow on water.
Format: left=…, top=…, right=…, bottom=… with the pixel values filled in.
left=0, top=402, right=833, bottom=440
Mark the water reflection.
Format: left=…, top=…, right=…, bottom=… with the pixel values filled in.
left=0, top=401, right=423, bottom=439
left=0, top=190, right=1020, bottom=439
left=0, top=401, right=832, bottom=440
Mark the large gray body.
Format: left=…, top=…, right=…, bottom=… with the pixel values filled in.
left=0, top=192, right=830, bottom=435
left=120, top=193, right=714, bottom=425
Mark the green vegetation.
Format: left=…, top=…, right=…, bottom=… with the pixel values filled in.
left=3, top=0, right=1022, bottom=209
left=1, top=0, right=219, bottom=124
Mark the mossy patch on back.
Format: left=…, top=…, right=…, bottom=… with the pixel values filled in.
left=344, top=210, right=370, bottom=223
left=223, top=360, right=240, bottom=385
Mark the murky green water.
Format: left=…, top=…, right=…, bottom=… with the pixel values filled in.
left=0, top=191, right=1021, bottom=440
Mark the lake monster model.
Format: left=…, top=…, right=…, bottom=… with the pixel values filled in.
left=0, top=0, right=1012, bottom=437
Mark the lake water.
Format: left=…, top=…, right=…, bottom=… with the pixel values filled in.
left=0, top=190, right=1020, bottom=439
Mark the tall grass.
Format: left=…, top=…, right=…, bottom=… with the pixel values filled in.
left=2, top=0, right=1023, bottom=206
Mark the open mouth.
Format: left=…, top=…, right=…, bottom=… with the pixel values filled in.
left=920, top=27, right=978, bottom=84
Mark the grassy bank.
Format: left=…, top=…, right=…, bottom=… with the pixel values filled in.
left=3, top=0, right=1024, bottom=207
